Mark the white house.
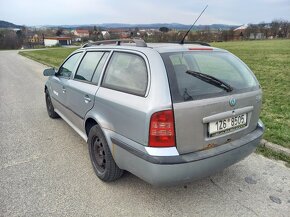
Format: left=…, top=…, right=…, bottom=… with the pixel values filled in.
left=73, top=29, right=90, bottom=38
left=44, top=37, right=72, bottom=47
left=101, top=31, right=110, bottom=40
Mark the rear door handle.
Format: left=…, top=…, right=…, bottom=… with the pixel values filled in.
left=62, top=86, right=66, bottom=93
left=84, top=95, right=91, bottom=103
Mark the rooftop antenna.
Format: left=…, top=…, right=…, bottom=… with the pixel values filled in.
left=180, top=5, right=208, bottom=44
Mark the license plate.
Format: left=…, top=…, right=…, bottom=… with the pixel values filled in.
left=208, top=114, right=247, bottom=137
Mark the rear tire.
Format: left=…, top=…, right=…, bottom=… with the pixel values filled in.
left=45, top=89, right=59, bottom=119
left=88, top=125, right=123, bottom=182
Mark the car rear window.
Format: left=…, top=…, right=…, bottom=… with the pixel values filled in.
left=162, top=51, right=259, bottom=103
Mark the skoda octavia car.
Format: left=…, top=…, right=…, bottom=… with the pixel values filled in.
left=43, top=39, right=264, bottom=186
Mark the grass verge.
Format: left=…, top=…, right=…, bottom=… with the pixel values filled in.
left=256, top=146, right=290, bottom=167
left=19, top=47, right=78, bottom=68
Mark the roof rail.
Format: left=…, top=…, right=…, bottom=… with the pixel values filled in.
left=82, top=38, right=147, bottom=48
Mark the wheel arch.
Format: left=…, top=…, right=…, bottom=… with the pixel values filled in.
left=84, top=115, right=114, bottom=147
left=84, top=116, right=115, bottom=156
left=84, top=110, right=114, bottom=138
left=85, top=118, right=99, bottom=136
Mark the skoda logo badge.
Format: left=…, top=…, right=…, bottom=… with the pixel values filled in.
left=229, top=98, right=236, bottom=107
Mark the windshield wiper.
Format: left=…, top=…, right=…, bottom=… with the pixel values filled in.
left=186, top=70, right=233, bottom=92
left=183, top=88, right=193, bottom=101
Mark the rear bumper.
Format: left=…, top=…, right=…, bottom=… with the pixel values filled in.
left=109, top=121, right=264, bottom=186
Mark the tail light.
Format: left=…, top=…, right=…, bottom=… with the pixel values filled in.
left=149, top=110, right=176, bottom=147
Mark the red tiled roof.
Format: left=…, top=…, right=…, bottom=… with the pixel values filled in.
left=75, top=29, right=89, bottom=34
left=44, top=37, right=71, bottom=40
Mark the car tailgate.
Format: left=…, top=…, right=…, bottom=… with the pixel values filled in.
left=173, top=89, right=262, bottom=154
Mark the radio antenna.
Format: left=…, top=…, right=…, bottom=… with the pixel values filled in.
left=180, top=5, right=208, bottom=44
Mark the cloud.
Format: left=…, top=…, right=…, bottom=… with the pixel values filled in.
left=0, top=0, right=289, bottom=25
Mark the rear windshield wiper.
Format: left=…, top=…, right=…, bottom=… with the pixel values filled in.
left=186, top=70, right=233, bottom=92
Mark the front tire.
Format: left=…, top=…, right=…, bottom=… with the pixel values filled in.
left=88, top=125, right=123, bottom=182
left=45, top=89, right=59, bottom=119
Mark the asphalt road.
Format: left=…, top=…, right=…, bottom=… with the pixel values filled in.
left=0, top=50, right=289, bottom=217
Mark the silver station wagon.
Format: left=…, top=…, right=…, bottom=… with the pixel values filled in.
left=43, top=39, right=264, bottom=186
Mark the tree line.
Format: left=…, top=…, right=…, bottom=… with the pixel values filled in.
left=245, top=19, right=289, bottom=38
left=0, top=19, right=289, bottom=49
left=152, top=19, right=290, bottom=43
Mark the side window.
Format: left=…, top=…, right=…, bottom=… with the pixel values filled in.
left=58, top=52, right=82, bottom=78
left=75, top=52, right=108, bottom=82
left=91, top=52, right=109, bottom=84
left=102, top=52, right=148, bottom=96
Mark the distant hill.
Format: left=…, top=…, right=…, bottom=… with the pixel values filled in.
left=98, top=23, right=238, bottom=30
left=0, top=20, right=23, bottom=29
left=38, top=23, right=238, bottom=31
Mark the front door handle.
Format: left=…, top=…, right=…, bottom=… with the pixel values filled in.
left=62, top=86, right=66, bottom=93
left=84, top=95, right=91, bottom=103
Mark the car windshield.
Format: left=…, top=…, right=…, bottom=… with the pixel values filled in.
left=162, top=51, right=259, bottom=102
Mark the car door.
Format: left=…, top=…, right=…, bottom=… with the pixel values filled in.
left=66, top=51, right=110, bottom=131
left=50, top=52, right=83, bottom=117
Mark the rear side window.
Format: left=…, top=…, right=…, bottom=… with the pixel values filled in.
left=75, top=51, right=108, bottom=82
left=102, top=52, right=148, bottom=96
left=162, top=51, right=258, bottom=102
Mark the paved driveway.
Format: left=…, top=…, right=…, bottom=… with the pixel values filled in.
left=0, top=50, right=289, bottom=217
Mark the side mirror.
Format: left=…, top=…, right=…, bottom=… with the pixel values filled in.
left=43, top=68, right=56, bottom=76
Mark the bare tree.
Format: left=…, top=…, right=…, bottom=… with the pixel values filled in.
left=0, top=30, right=21, bottom=49
left=56, top=28, right=63, bottom=36
left=280, top=20, right=290, bottom=38
left=257, top=22, right=265, bottom=35
left=270, top=20, right=280, bottom=38
left=221, top=29, right=234, bottom=41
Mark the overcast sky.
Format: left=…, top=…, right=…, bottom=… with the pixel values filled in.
left=0, top=0, right=290, bottom=26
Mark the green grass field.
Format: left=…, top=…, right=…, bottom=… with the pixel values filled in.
left=19, top=40, right=290, bottom=148
left=19, top=47, right=78, bottom=68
